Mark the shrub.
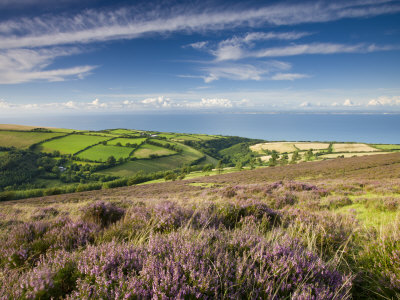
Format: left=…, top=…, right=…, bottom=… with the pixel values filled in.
left=81, top=201, right=125, bottom=227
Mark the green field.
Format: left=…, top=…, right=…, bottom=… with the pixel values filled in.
left=108, top=138, right=147, bottom=146
left=38, top=134, right=110, bottom=154
left=172, top=135, right=203, bottom=141
left=372, top=144, right=400, bottom=151
left=157, top=133, right=179, bottom=139
left=148, top=139, right=177, bottom=146
left=0, top=131, right=66, bottom=149
left=133, top=143, right=177, bottom=159
left=99, top=143, right=204, bottom=176
left=77, top=144, right=134, bottom=161
left=108, top=129, right=140, bottom=135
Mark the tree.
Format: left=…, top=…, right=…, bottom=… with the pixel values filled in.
left=107, top=156, right=116, bottom=166
left=290, top=150, right=300, bottom=164
left=164, top=171, right=177, bottom=181
left=305, top=149, right=314, bottom=161
left=268, top=151, right=279, bottom=166
left=279, top=153, right=288, bottom=165
left=235, top=161, right=243, bottom=171
left=217, top=160, right=223, bottom=174
left=202, top=164, right=213, bottom=172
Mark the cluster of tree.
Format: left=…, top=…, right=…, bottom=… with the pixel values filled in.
left=184, top=136, right=263, bottom=159
left=31, top=128, right=53, bottom=132
left=0, top=150, right=40, bottom=191
left=147, top=139, right=182, bottom=153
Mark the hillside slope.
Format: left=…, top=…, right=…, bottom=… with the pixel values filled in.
left=1, top=153, right=400, bottom=299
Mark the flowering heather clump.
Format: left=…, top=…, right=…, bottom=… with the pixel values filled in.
left=31, top=206, right=59, bottom=220
left=81, top=201, right=125, bottom=227
left=0, top=217, right=99, bottom=268
left=1, top=228, right=351, bottom=299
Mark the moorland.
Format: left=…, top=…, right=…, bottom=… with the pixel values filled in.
left=0, top=124, right=400, bottom=298
left=0, top=150, right=400, bottom=298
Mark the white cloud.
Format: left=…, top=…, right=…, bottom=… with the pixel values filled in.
left=300, top=101, right=312, bottom=107
left=212, top=31, right=311, bottom=61
left=186, top=41, right=208, bottom=49
left=0, top=1, right=398, bottom=50
left=0, top=48, right=96, bottom=84
left=141, top=96, right=173, bottom=108
left=186, top=98, right=233, bottom=108
left=202, top=63, right=267, bottom=83
left=343, top=99, right=355, bottom=106
left=367, top=96, right=400, bottom=106
left=0, top=99, right=12, bottom=108
left=271, top=73, right=309, bottom=81
left=253, top=42, right=396, bottom=58
left=200, top=60, right=293, bottom=83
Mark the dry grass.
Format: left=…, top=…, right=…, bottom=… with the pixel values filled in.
left=320, top=152, right=388, bottom=159
left=294, top=143, right=329, bottom=150
left=260, top=155, right=271, bottom=162
left=250, top=142, right=297, bottom=153
left=0, top=124, right=45, bottom=131
left=333, top=143, right=379, bottom=152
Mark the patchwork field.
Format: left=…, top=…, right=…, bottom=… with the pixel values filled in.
left=108, top=138, right=147, bottom=146
left=294, top=142, right=330, bottom=150
left=38, top=134, right=110, bottom=154
left=332, top=143, right=378, bottom=152
left=99, top=143, right=204, bottom=176
left=133, top=144, right=177, bottom=159
left=77, top=145, right=134, bottom=161
left=0, top=131, right=66, bottom=149
left=250, top=142, right=297, bottom=153
left=372, top=144, right=400, bottom=151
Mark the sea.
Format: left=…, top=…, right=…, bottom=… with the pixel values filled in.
left=2, top=113, right=400, bottom=144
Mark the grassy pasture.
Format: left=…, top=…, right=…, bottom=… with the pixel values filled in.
left=108, top=138, right=147, bottom=146
left=148, top=139, right=177, bottom=146
left=38, top=134, right=110, bottom=154
left=372, top=144, right=400, bottom=151
left=0, top=131, right=66, bottom=149
left=99, top=143, right=204, bottom=176
left=108, top=129, right=139, bottom=135
left=77, top=144, right=133, bottom=161
left=294, top=142, right=329, bottom=150
left=250, top=142, right=297, bottom=153
left=332, top=143, right=378, bottom=152
left=133, top=144, right=177, bottom=159
left=157, top=133, right=179, bottom=139
left=172, top=135, right=203, bottom=141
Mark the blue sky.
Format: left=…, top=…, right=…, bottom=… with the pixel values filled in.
left=0, top=0, right=400, bottom=115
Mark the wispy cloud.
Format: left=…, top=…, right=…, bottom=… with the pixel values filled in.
left=0, top=48, right=96, bottom=84
left=0, top=1, right=399, bottom=49
left=253, top=43, right=397, bottom=58
left=200, top=60, right=292, bottom=83
left=271, top=73, right=310, bottom=81
left=213, top=31, right=312, bottom=61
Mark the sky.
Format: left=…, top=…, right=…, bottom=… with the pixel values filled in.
left=0, top=0, right=400, bottom=115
